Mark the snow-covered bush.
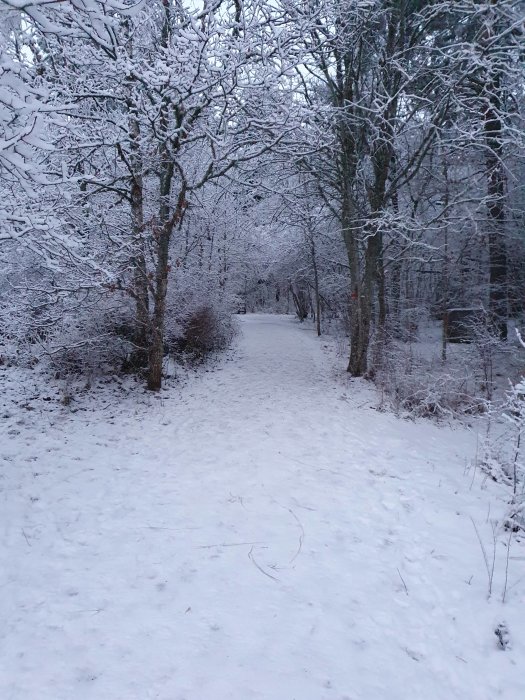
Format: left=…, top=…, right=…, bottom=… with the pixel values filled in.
left=46, top=301, right=136, bottom=378
left=163, top=267, right=237, bottom=362
left=179, top=304, right=236, bottom=357
left=0, top=285, right=135, bottom=378
left=374, top=341, right=484, bottom=419
left=480, top=372, right=525, bottom=533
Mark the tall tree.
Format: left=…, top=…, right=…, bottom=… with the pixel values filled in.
left=292, top=0, right=453, bottom=375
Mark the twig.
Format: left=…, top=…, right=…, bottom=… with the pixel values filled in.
left=142, top=525, right=202, bottom=532
left=248, top=546, right=280, bottom=582
left=397, top=568, right=409, bottom=595
left=285, top=506, right=304, bottom=565
left=197, top=541, right=266, bottom=549
left=502, top=530, right=512, bottom=604
left=470, top=516, right=494, bottom=598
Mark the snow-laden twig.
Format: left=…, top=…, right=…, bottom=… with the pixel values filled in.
left=470, top=516, right=496, bottom=598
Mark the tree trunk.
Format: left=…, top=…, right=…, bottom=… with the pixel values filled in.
left=310, top=238, right=321, bottom=336
left=441, top=149, right=449, bottom=362
left=129, top=115, right=150, bottom=368
left=347, top=228, right=381, bottom=377
left=147, top=0, right=174, bottom=391
left=485, top=106, right=508, bottom=339
left=123, top=23, right=150, bottom=368
left=146, top=185, right=186, bottom=391
left=147, top=228, right=170, bottom=391
left=376, top=232, right=386, bottom=335
left=343, top=213, right=365, bottom=375
left=483, top=8, right=508, bottom=340
left=348, top=294, right=372, bottom=376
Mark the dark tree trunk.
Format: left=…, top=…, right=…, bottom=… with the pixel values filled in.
left=129, top=115, right=150, bottom=368
left=147, top=186, right=186, bottom=391
left=147, top=226, right=170, bottom=391
left=376, top=233, right=386, bottom=334
left=485, top=99, right=508, bottom=339
left=310, top=238, right=321, bottom=336
left=348, top=229, right=382, bottom=377
left=122, top=23, right=150, bottom=369
left=290, top=283, right=309, bottom=321
left=348, top=295, right=372, bottom=376
left=345, top=5, right=401, bottom=377
left=147, top=0, right=174, bottom=391
left=483, top=8, right=508, bottom=341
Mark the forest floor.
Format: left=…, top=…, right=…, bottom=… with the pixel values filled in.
left=1, top=314, right=525, bottom=700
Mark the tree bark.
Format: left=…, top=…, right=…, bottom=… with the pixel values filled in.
left=484, top=81, right=508, bottom=340
left=147, top=182, right=186, bottom=391
left=129, top=113, right=150, bottom=367
left=483, top=2, right=508, bottom=340
left=310, top=237, right=321, bottom=336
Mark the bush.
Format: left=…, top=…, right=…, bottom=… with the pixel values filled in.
left=0, top=287, right=135, bottom=378
left=479, top=377, right=525, bottom=532
left=163, top=266, right=239, bottom=362
left=374, top=341, right=485, bottom=419
left=43, top=301, right=135, bottom=378
left=178, top=303, right=236, bottom=357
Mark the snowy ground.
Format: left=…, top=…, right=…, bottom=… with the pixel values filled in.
left=1, top=314, right=524, bottom=700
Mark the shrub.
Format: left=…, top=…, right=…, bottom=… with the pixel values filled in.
left=374, top=340, right=485, bottom=419
left=0, top=287, right=135, bottom=378
left=170, top=302, right=235, bottom=359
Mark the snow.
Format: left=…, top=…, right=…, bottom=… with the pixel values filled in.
left=1, top=314, right=524, bottom=700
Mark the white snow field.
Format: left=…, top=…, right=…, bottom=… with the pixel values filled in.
left=1, top=314, right=524, bottom=700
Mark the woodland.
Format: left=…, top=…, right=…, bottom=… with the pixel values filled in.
left=0, top=0, right=523, bottom=401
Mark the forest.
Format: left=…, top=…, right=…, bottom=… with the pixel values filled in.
left=0, top=0, right=522, bottom=398
left=1, top=2, right=525, bottom=699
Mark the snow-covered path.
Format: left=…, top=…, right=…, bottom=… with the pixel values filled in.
left=2, top=314, right=524, bottom=699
